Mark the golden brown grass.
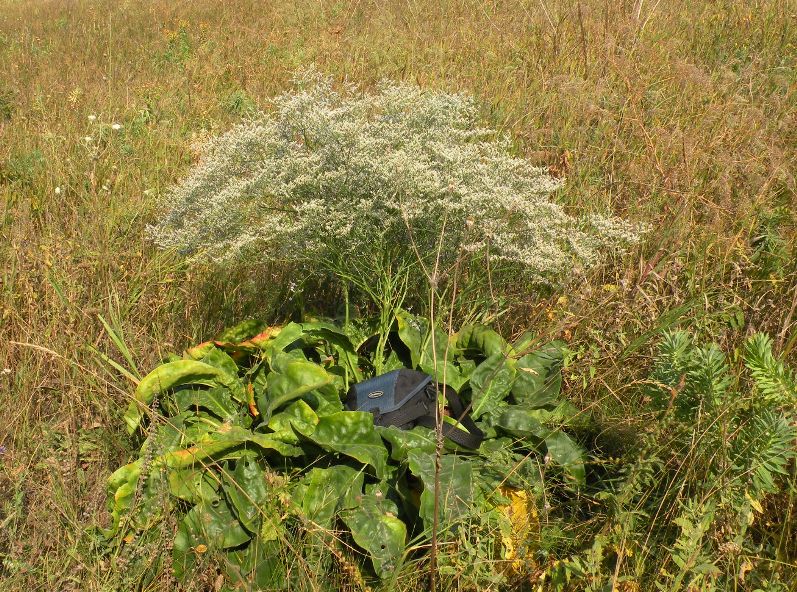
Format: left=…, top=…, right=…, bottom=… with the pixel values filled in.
left=0, top=0, right=795, bottom=589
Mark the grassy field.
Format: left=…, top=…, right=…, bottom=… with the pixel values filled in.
left=1, top=0, right=795, bottom=590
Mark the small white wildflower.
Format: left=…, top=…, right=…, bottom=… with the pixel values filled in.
left=102, top=184, right=110, bottom=191
left=1, top=368, right=11, bottom=375
left=111, top=123, right=122, bottom=131
left=54, top=186, right=61, bottom=195
left=88, top=114, right=97, bottom=122
left=83, top=136, right=93, bottom=143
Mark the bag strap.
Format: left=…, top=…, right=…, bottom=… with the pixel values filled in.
left=378, top=395, right=432, bottom=429
left=415, top=384, right=484, bottom=449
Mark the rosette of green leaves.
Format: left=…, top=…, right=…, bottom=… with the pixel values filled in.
left=106, top=311, right=587, bottom=587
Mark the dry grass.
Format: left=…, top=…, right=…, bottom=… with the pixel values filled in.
left=0, top=0, right=795, bottom=589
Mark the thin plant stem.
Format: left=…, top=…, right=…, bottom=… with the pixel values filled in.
left=343, top=282, right=350, bottom=391
left=428, top=214, right=449, bottom=592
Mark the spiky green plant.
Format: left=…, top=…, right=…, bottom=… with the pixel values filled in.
left=544, top=331, right=797, bottom=591
left=744, top=333, right=797, bottom=409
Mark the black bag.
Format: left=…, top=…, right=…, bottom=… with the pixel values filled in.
left=345, top=369, right=484, bottom=449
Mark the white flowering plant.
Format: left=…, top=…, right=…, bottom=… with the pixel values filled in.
left=149, top=68, right=642, bottom=311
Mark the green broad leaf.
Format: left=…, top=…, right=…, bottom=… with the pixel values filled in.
left=180, top=413, right=224, bottom=444
left=341, top=493, right=406, bottom=578
left=168, top=468, right=220, bottom=504
left=174, top=386, right=238, bottom=421
left=302, top=323, right=363, bottom=383
left=298, top=320, right=350, bottom=337
left=266, top=400, right=320, bottom=445
left=417, top=335, right=466, bottom=392
left=299, top=321, right=357, bottom=350
left=262, top=354, right=333, bottom=416
left=512, top=343, right=564, bottom=408
left=500, top=400, right=585, bottom=432
left=159, top=409, right=293, bottom=457
left=223, top=539, right=287, bottom=590
left=470, top=353, right=517, bottom=420
left=155, top=424, right=251, bottom=470
left=273, top=347, right=309, bottom=364
left=216, top=319, right=268, bottom=343
left=294, top=465, right=364, bottom=525
left=476, top=437, right=542, bottom=491
left=433, top=333, right=457, bottom=360
left=407, top=449, right=477, bottom=531
left=300, top=412, right=389, bottom=479
left=107, top=460, right=141, bottom=498
left=242, top=325, right=282, bottom=349
left=300, top=382, right=344, bottom=416
left=396, top=309, right=424, bottom=369
left=345, top=317, right=382, bottom=352
left=512, top=330, right=538, bottom=355
left=456, top=357, right=477, bottom=380
left=377, top=425, right=435, bottom=462
left=173, top=498, right=251, bottom=579
left=417, top=323, right=465, bottom=390
left=327, top=345, right=363, bottom=386
left=186, top=345, right=241, bottom=379
left=382, top=350, right=407, bottom=373
left=544, top=431, right=586, bottom=486
left=135, top=472, right=174, bottom=530
left=248, top=432, right=304, bottom=457
left=422, top=359, right=465, bottom=392
left=143, top=411, right=189, bottom=454
left=223, top=456, right=271, bottom=533
left=124, top=359, right=246, bottom=434
left=493, top=407, right=550, bottom=440
left=108, top=430, right=177, bottom=532
left=105, top=460, right=142, bottom=534
left=109, top=468, right=174, bottom=534
left=183, top=340, right=217, bottom=360
left=185, top=339, right=255, bottom=367
left=259, top=322, right=305, bottom=362
left=152, top=424, right=299, bottom=474
left=456, top=324, right=510, bottom=358
left=246, top=365, right=268, bottom=419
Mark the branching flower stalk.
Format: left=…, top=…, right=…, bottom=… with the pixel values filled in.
left=149, top=67, right=643, bottom=322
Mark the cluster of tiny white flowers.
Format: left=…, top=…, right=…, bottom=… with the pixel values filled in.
left=149, top=68, right=643, bottom=287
